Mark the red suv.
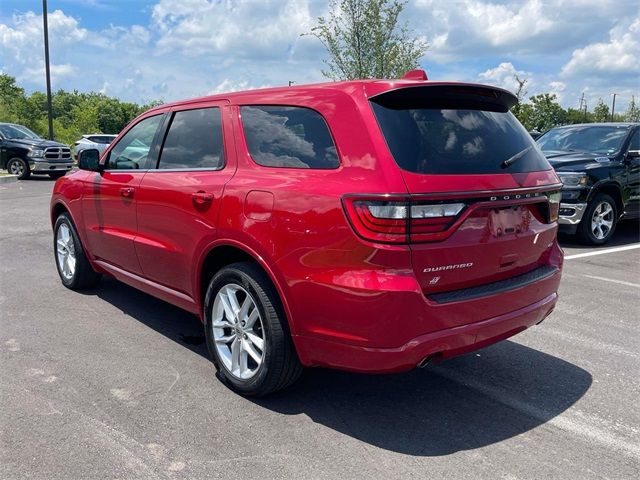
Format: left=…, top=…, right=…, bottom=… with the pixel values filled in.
left=51, top=72, right=563, bottom=396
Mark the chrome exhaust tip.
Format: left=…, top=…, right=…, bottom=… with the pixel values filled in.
left=417, top=355, right=433, bottom=368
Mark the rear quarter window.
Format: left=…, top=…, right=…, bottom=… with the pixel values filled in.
left=371, top=101, right=550, bottom=175
left=240, top=106, right=339, bottom=169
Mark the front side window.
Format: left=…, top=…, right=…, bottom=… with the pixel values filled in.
left=106, top=115, right=163, bottom=170
left=158, top=107, right=225, bottom=170
left=240, top=106, right=339, bottom=169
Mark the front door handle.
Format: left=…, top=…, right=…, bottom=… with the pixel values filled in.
left=120, top=187, right=134, bottom=198
left=192, top=191, right=214, bottom=205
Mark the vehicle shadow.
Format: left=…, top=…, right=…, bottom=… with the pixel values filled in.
left=86, top=278, right=591, bottom=457
left=88, top=277, right=209, bottom=357
left=559, top=218, right=640, bottom=249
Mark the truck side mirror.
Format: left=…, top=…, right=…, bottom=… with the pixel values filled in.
left=77, top=149, right=103, bottom=172
left=626, top=150, right=640, bottom=160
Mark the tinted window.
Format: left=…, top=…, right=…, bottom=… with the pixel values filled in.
left=627, top=129, right=639, bottom=151
left=371, top=102, right=549, bottom=174
left=240, top=106, right=339, bottom=169
left=158, top=108, right=225, bottom=170
left=87, top=136, right=110, bottom=144
left=107, top=115, right=162, bottom=170
left=537, top=125, right=631, bottom=155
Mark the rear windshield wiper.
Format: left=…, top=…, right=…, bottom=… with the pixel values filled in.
left=501, top=146, right=532, bottom=168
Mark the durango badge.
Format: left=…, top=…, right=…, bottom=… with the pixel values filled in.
left=423, top=262, right=474, bottom=273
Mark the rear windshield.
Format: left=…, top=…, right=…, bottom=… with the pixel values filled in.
left=370, top=99, right=550, bottom=175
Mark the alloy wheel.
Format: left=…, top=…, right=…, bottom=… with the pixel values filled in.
left=590, top=201, right=614, bottom=240
left=211, top=284, right=265, bottom=380
left=8, top=160, right=24, bottom=176
left=56, top=223, right=76, bottom=280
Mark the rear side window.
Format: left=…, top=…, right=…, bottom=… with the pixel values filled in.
left=240, top=106, right=339, bottom=169
left=158, top=107, right=225, bottom=170
left=371, top=95, right=550, bottom=175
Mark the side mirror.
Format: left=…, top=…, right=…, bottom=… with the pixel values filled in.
left=78, top=148, right=103, bottom=172
left=626, top=150, right=640, bottom=160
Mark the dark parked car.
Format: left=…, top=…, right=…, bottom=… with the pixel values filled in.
left=0, top=123, right=73, bottom=180
left=51, top=72, right=563, bottom=396
left=537, top=123, right=640, bottom=244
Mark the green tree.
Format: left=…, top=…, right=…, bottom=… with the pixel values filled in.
left=625, top=96, right=640, bottom=122
left=0, top=74, right=160, bottom=146
left=308, top=0, right=428, bottom=80
left=593, top=98, right=610, bottom=122
left=528, top=93, right=567, bottom=132
left=565, top=107, right=592, bottom=124
left=510, top=74, right=531, bottom=127
left=0, top=74, right=28, bottom=123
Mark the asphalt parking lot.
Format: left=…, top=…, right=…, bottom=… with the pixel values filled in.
left=1, top=177, right=639, bottom=479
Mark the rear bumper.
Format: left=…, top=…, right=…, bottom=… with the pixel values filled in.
left=294, top=291, right=558, bottom=373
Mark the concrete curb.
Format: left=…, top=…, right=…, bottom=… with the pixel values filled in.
left=0, top=175, right=19, bottom=184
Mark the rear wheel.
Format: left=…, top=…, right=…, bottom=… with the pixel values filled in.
left=577, top=193, right=618, bottom=245
left=7, top=157, right=30, bottom=180
left=54, top=213, right=101, bottom=289
left=204, top=262, right=302, bottom=396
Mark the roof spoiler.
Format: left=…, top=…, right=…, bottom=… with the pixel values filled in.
left=370, top=84, right=518, bottom=112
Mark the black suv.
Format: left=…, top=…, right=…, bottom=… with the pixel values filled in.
left=0, top=123, right=73, bottom=180
left=537, top=123, right=639, bottom=244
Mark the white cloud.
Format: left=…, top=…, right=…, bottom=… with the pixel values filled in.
left=478, top=62, right=532, bottom=94
left=562, top=18, right=640, bottom=77
left=0, top=9, right=86, bottom=87
left=410, top=0, right=638, bottom=60
left=0, top=1, right=637, bottom=114
left=151, top=0, right=320, bottom=61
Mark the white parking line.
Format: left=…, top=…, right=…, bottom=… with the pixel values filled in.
left=582, top=274, right=640, bottom=289
left=564, top=244, right=640, bottom=260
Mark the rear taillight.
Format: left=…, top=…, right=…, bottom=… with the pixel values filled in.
left=343, top=196, right=465, bottom=244
left=547, top=191, right=561, bottom=222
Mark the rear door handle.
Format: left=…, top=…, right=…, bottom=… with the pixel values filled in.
left=120, top=187, right=134, bottom=198
left=192, top=191, right=214, bottom=205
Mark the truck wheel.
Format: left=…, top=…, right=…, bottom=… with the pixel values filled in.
left=577, top=193, right=618, bottom=245
left=204, top=262, right=303, bottom=396
left=54, top=213, right=102, bottom=289
left=6, top=157, right=30, bottom=180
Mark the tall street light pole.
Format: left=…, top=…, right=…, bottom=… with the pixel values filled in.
left=610, top=93, right=618, bottom=122
left=43, top=0, right=54, bottom=140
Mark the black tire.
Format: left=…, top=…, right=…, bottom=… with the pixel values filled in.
left=53, top=213, right=101, bottom=289
left=49, top=172, right=67, bottom=179
left=576, top=193, right=618, bottom=245
left=6, top=157, right=30, bottom=180
left=204, top=262, right=302, bottom=396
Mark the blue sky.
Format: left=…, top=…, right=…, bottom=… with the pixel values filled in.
left=1, top=0, right=638, bottom=112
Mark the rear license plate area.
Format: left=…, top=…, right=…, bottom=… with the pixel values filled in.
left=489, top=206, right=529, bottom=237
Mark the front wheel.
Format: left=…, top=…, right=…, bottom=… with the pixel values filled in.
left=6, top=157, right=30, bottom=180
left=54, top=213, right=101, bottom=289
left=204, top=262, right=302, bottom=396
left=577, top=193, right=618, bottom=245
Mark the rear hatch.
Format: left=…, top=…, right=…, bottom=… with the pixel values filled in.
left=367, top=84, right=562, bottom=304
